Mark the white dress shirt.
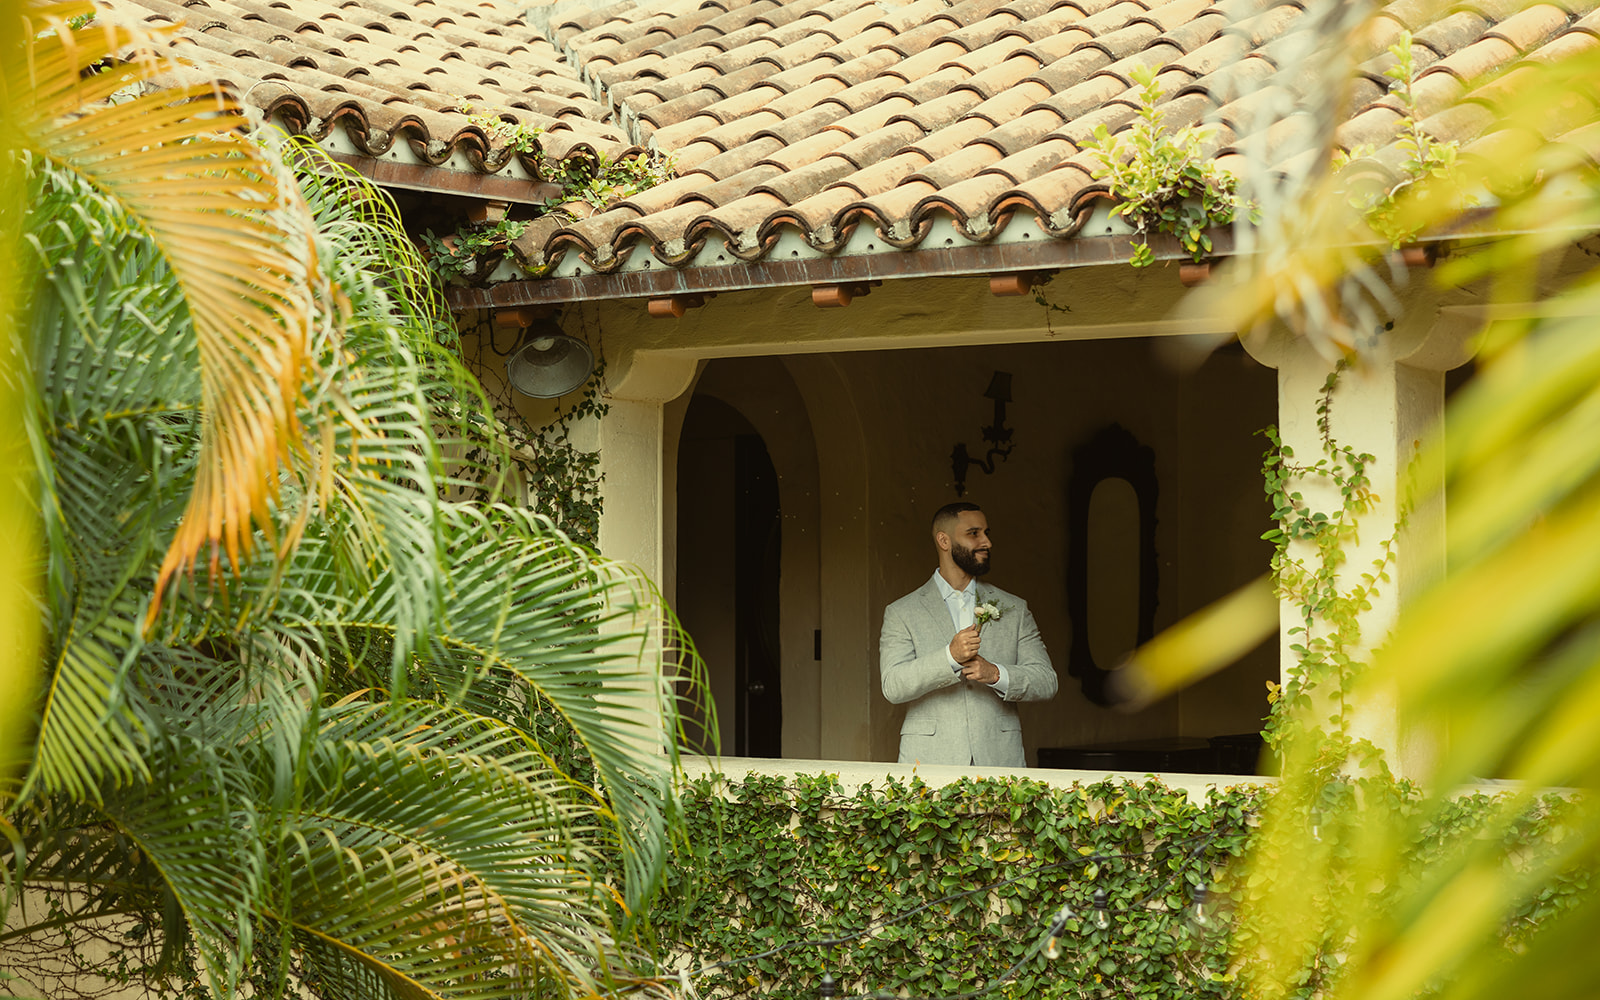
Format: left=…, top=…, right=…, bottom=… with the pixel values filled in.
left=930, top=570, right=1011, bottom=697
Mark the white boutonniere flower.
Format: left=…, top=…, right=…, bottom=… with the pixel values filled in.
left=973, top=601, right=1007, bottom=627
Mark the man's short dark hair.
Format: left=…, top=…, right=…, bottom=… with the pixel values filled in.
left=932, top=501, right=982, bottom=537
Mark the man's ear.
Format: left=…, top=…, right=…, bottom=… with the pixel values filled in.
left=934, top=530, right=950, bottom=553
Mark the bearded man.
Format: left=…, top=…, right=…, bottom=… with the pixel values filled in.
left=879, top=501, right=1057, bottom=767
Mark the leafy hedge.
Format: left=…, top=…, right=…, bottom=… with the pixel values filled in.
left=645, top=773, right=1591, bottom=1000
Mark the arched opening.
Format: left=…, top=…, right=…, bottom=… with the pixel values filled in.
left=672, top=357, right=828, bottom=759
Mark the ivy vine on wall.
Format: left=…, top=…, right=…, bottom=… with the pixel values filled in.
left=1257, top=360, right=1402, bottom=765
left=646, top=774, right=1588, bottom=1000
left=452, top=311, right=607, bottom=550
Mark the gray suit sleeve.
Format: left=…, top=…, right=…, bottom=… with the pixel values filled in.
left=997, top=602, right=1057, bottom=703
left=880, top=602, right=960, bottom=705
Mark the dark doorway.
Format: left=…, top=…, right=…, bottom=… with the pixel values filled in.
left=676, top=395, right=783, bottom=757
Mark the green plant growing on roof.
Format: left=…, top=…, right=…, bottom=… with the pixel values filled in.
left=422, top=113, right=675, bottom=284
left=1334, top=31, right=1469, bottom=248
left=1083, top=65, right=1254, bottom=267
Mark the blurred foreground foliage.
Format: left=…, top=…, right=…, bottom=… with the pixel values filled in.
left=1120, top=3, right=1600, bottom=1000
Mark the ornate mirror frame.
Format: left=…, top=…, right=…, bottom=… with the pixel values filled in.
left=1065, top=423, right=1160, bottom=705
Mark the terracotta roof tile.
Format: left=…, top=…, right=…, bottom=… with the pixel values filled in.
left=978, top=107, right=1071, bottom=154
left=1049, top=99, right=1140, bottom=145
left=1028, top=48, right=1117, bottom=98
left=916, top=171, right=1016, bottom=228
left=1372, top=0, right=1437, bottom=31
left=1336, top=104, right=1408, bottom=151
left=1412, top=10, right=1493, bottom=57
left=753, top=128, right=851, bottom=171
left=832, top=119, right=930, bottom=167
left=689, top=163, right=787, bottom=206
left=1525, top=23, right=1600, bottom=63
left=1427, top=35, right=1521, bottom=81
left=1005, top=160, right=1100, bottom=220
left=830, top=96, right=922, bottom=136
left=892, top=88, right=987, bottom=131
left=983, top=134, right=1080, bottom=180
left=1486, top=3, right=1572, bottom=52
left=966, top=83, right=1055, bottom=126
left=1135, top=0, right=1217, bottom=32
left=754, top=100, right=855, bottom=142
left=1405, top=69, right=1468, bottom=117
left=755, top=154, right=860, bottom=201
left=662, top=110, right=781, bottom=154
left=807, top=76, right=906, bottom=118
left=1079, top=19, right=1165, bottom=59
left=1016, top=23, right=1097, bottom=64
left=886, top=39, right=975, bottom=80
left=818, top=48, right=906, bottom=87
left=691, top=136, right=789, bottom=179
left=850, top=177, right=940, bottom=226
left=688, top=191, right=788, bottom=244
left=908, top=142, right=1006, bottom=187
left=889, top=64, right=977, bottom=104
left=614, top=172, right=723, bottom=214
left=1170, top=30, right=1251, bottom=76
left=1145, top=10, right=1224, bottom=57
left=838, top=149, right=936, bottom=196
left=626, top=67, right=719, bottom=105
left=997, top=0, right=1078, bottom=40
left=638, top=89, right=723, bottom=130
left=904, top=115, right=1004, bottom=159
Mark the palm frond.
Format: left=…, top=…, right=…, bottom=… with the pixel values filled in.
left=7, top=3, right=319, bottom=607
left=275, top=701, right=643, bottom=1000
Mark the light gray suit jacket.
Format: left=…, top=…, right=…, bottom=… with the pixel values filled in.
left=880, top=578, right=1057, bottom=767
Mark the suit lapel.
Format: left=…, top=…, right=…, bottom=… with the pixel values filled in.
left=919, top=579, right=953, bottom=636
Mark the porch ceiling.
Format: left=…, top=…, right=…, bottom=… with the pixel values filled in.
left=100, top=0, right=1600, bottom=303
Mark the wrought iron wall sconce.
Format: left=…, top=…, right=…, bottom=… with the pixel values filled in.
left=950, top=371, right=1014, bottom=497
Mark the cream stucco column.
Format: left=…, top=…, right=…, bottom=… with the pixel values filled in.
left=593, top=352, right=699, bottom=582
left=1243, top=321, right=1473, bottom=778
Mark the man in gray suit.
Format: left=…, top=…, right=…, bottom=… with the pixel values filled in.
left=880, top=502, right=1057, bottom=767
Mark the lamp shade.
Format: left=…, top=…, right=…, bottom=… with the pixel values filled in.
left=506, top=333, right=594, bottom=398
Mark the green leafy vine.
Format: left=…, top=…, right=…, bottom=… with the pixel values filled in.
left=1258, top=361, right=1402, bottom=767
left=644, top=774, right=1586, bottom=1000
left=1084, top=66, right=1254, bottom=268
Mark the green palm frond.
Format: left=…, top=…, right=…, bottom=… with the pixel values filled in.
left=275, top=702, right=634, bottom=1000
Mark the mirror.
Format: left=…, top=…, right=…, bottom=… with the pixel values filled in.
left=1065, top=423, right=1160, bottom=705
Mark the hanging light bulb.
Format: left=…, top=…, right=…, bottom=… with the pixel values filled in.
left=1044, top=903, right=1075, bottom=959
left=1187, top=885, right=1213, bottom=933
left=1092, top=890, right=1111, bottom=931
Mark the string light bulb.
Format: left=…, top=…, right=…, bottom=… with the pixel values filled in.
left=818, top=972, right=837, bottom=999
left=1092, top=890, right=1111, bottom=931
left=1044, top=903, right=1075, bottom=959
left=1187, top=885, right=1213, bottom=932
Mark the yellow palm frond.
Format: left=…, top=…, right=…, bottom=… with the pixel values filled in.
left=5, top=2, right=319, bottom=611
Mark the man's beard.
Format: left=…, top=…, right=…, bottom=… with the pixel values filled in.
left=952, top=542, right=990, bottom=577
